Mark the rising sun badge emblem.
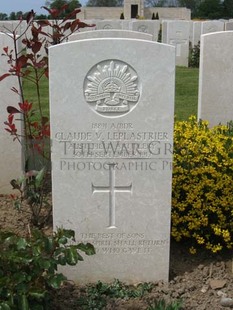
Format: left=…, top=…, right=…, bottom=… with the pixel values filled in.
left=84, top=60, right=140, bottom=117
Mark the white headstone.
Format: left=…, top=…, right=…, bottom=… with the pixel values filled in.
left=96, top=20, right=122, bottom=30
left=189, top=20, right=193, bottom=45
left=225, top=22, right=233, bottom=31
left=198, top=31, right=233, bottom=126
left=0, top=21, right=26, bottom=34
left=129, top=20, right=160, bottom=41
left=121, top=20, right=131, bottom=30
left=0, top=33, right=22, bottom=193
left=0, top=21, right=27, bottom=51
left=192, top=21, right=202, bottom=47
left=201, top=20, right=224, bottom=35
left=69, top=29, right=153, bottom=41
left=163, top=20, right=190, bottom=67
left=49, top=38, right=175, bottom=284
left=161, top=20, right=168, bottom=43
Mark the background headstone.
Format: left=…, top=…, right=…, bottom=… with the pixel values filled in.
left=192, top=21, right=202, bottom=47
left=96, top=20, right=123, bottom=30
left=49, top=38, right=175, bottom=284
left=163, top=20, right=190, bottom=67
left=69, top=29, right=153, bottom=41
left=201, top=20, right=224, bottom=35
left=225, top=22, right=233, bottom=31
left=0, top=33, right=22, bottom=193
left=129, top=20, right=160, bottom=41
left=198, top=31, right=233, bottom=126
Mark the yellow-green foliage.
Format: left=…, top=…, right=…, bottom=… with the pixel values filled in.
left=172, top=116, right=233, bottom=254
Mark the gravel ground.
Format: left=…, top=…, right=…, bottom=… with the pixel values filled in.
left=0, top=194, right=232, bottom=309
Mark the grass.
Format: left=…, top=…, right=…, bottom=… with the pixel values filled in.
left=23, top=66, right=199, bottom=121
left=175, top=66, right=199, bottom=121
left=23, top=73, right=49, bottom=118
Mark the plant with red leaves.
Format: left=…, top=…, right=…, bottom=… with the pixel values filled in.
left=0, top=6, right=95, bottom=228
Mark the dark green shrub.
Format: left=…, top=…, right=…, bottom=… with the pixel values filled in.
left=147, top=298, right=183, bottom=310
left=0, top=228, right=95, bottom=309
left=77, top=279, right=153, bottom=309
left=120, top=12, right=124, bottom=19
left=157, top=25, right=162, bottom=42
left=152, top=12, right=159, bottom=20
left=189, top=41, right=200, bottom=68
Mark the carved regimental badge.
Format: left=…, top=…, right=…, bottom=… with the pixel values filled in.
left=84, top=60, right=140, bottom=117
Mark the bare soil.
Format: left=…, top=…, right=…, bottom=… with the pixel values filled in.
left=0, top=194, right=232, bottom=310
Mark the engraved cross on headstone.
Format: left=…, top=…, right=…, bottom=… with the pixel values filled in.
left=170, top=39, right=187, bottom=57
left=92, top=163, right=132, bottom=229
left=170, top=30, right=187, bottom=57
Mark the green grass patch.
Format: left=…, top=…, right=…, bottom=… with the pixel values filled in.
left=175, top=66, right=199, bottom=121
left=23, top=74, right=49, bottom=118
left=23, top=66, right=199, bottom=121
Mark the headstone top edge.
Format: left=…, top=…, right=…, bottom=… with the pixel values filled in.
left=49, top=38, right=176, bottom=51
left=49, top=38, right=175, bottom=51
left=201, top=30, right=233, bottom=38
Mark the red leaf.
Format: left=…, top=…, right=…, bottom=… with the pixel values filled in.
left=7, top=106, right=21, bottom=114
left=32, top=41, right=42, bottom=54
left=0, top=73, right=10, bottom=81
left=70, top=19, right=80, bottom=32
left=44, top=68, right=49, bottom=78
left=11, top=87, right=19, bottom=94
left=36, top=20, right=51, bottom=27
left=78, top=22, right=96, bottom=29
left=19, top=101, right=32, bottom=113
left=16, top=55, right=28, bottom=69
left=52, top=33, right=63, bottom=39
left=63, top=8, right=81, bottom=22
left=60, top=4, right=69, bottom=12
left=26, top=10, right=35, bottom=24
left=41, top=6, right=60, bottom=18
left=3, top=46, right=8, bottom=54
left=63, top=21, right=71, bottom=31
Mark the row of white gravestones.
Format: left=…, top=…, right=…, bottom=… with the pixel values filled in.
left=77, top=19, right=160, bottom=41
left=75, top=19, right=227, bottom=67
left=161, top=20, right=226, bottom=66
left=192, top=20, right=225, bottom=47
left=69, top=29, right=153, bottom=41
left=0, top=33, right=22, bottom=193
left=49, top=38, right=175, bottom=284
left=198, top=31, right=233, bottom=127
left=95, top=20, right=161, bottom=41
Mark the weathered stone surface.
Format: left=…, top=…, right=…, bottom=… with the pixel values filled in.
left=198, top=31, right=233, bottom=126
left=0, top=33, right=22, bottom=193
left=162, top=20, right=190, bottom=66
left=129, top=20, right=160, bottom=41
left=49, top=38, right=175, bottom=284
left=201, top=20, right=224, bottom=35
